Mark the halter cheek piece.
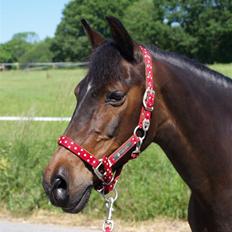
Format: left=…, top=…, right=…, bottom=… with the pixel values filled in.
left=58, top=46, right=155, bottom=194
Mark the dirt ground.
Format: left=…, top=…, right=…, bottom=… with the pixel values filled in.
left=0, top=210, right=191, bottom=232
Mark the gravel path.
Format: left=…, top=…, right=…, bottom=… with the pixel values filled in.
left=0, top=220, right=100, bottom=232
left=0, top=210, right=191, bottom=232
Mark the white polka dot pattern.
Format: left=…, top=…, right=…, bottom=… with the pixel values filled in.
left=58, top=136, right=100, bottom=168
left=57, top=46, right=155, bottom=194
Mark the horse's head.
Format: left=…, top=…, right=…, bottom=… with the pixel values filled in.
left=43, top=17, right=156, bottom=213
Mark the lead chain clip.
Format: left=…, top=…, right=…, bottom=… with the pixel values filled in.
left=102, top=189, right=118, bottom=232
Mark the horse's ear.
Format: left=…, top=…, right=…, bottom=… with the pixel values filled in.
left=106, top=16, right=135, bottom=62
left=81, top=19, right=105, bottom=49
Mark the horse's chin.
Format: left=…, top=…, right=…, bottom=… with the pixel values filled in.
left=62, top=187, right=92, bottom=214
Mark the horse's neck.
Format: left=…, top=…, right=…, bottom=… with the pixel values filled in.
left=153, top=59, right=232, bottom=195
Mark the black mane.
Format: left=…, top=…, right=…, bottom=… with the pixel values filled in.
left=87, top=41, right=232, bottom=90
left=148, top=45, right=232, bottom=88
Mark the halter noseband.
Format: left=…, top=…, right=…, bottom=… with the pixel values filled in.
left=58, top=46, right=155, bottom=194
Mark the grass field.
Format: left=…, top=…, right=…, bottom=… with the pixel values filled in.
left=0, top=69, right=86, bottom=117
left=0, top=64, right=231, bottom=221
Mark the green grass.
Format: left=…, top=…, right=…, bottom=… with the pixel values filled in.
left=0, top=69, right=86, bottom=116
left=0, top=121, right=188, bottom=220
left=0, top=64, right=231, bottom=220
left=209, top=63, right=232, bottom=77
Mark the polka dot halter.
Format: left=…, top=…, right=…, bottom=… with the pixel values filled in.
left=58, top=46, right=155, bottom=194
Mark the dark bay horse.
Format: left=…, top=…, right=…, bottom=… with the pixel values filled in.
left=43, top=16, right=232, bottom=232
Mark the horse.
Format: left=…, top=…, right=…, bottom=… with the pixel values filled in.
left=43, top=16, right=232, bottom=232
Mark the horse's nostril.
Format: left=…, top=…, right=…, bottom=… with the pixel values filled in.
left=51, top=176, right=69, bottom=207
left=53, top=177, right=67, bottom=190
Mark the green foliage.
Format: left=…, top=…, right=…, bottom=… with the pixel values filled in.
left=0, top=32, right=53, bottom=64
left=0, top=43, right=14, bottom=62
left=51, top=0, right=137, bottom=61
left=164, top=0, right=232, bottom=63
left=0, top=32, right=38, bottom=63
left=123, top=0, right=197, bottom=57
left=124, top=0, right=232, bottom=63
left=51, top=0, right=232, bottom=63
left=0, top=122, right=64, bottom=214
left=1, top=1, right=231, bottom=63
left=19, top=38, right=53, bottom=64
left=0, top=65, right=231, bottom=219
left=7, top=32, right=40, bottom=62
left=11, top=32, right=39, bottom=44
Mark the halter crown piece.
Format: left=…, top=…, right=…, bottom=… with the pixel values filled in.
left=58, top=46, right=155, bottom=232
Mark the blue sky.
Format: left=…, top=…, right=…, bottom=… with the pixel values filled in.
left=0, top=0, right=69, bottom=43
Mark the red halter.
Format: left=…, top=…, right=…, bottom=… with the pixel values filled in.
left=58, top=46, right=155, bottom=194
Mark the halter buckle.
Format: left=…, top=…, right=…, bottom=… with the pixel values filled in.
left=133, top=126, right=146, bottom=154
left=94, top=160, right=115, bottom=190
left=142, top=118, right=150, bottom=131
left=93, top=160, right=105, bottom=182
left=143, top=88, right=155, bottom=111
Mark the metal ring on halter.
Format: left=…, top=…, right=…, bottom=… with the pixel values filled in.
left=96, top=173, right=116, bottom=195
left=100, top=173, right=117, bottom=196
left=103, top=188, right=118, bottom=202
left=143, top=88, right=155, bottom=111
left=133, top=126, right=146, bottom=141
left=133, top=126, right=146, bottom=154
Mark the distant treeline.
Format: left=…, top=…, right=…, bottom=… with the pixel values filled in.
left=1, top=0, right=232, bottom=64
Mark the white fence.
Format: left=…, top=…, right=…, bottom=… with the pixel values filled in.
left=0, top=116, right=71, bottom=122
left=0, top=62, right=88, bottom=70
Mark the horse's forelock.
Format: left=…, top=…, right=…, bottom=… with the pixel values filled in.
left=88, top=41, right=126, bottom=89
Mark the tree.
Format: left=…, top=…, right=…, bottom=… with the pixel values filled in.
left=0, top=32, right=39, bottom=63
left=0, top=32, right=53, bottom=64
left=19, top=38, right=53, bottom=64
left=180, top=0, right=232, bottom=63
left=52, top=0, right=232, bottom=63
left=11, top=32, right=39, bottom=44
left=0, top=43, right=14, bottom=63
left=51, top=0, right=137, bottom=61
left=154, top=0, right=232, bottom=63
left=123, top=0, right=197, bottom=58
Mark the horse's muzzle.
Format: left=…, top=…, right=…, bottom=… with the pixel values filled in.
left=42, top=169, right=92, bottom=213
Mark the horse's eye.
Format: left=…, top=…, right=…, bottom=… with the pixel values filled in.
left=106, top=91, right=125, bottom=105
